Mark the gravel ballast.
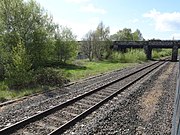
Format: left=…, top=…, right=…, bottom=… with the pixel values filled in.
left=0, top=61, right=156, bottom=130
left=62, top=61, right=177, bottom=135
left=9, top=62, right=165, bottom=135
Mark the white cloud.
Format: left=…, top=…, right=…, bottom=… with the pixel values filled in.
left=65, top=0, right=90, bottom=3
left=54, top=17, right=100, bottom=40
left=80, top=4, right=107, bottom=14
left=143, top=9, right=180, bottom=32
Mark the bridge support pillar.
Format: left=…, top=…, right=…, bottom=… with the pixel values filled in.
left=144, top=45, right=152, bottom=60
left=172, top=45, right=178, bottom=62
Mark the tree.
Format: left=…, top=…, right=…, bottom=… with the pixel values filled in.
left=5, top=40, right=32, bottom=89
left=110, top=28, right=133, bottom=41
left=0, top=0, right=56, bottom=68
left=55, top=26, right=78, bottom=63
left=110, top=28, right=144, bottom=41
left=133, top=29, right=144, bottom=41
left=121, top=28, right=133, bottom=41
left=81, top=30, right=94, bottom=61
left=93, top=22, right=112, bottom=60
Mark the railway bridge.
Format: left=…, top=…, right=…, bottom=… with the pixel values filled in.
left=113, top=40, right=180, bottom=61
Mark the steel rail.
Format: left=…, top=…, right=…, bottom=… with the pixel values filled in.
left=49, top=61, right=167, bottom=135
left=0, top=60, right=166, bottom=135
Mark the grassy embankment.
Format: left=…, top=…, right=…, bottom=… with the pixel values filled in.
left=0, top=49, right=171, bottom=101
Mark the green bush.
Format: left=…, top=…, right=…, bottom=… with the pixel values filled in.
left=152, top=49, right=171, bottom=59
left=123, top=49, right=146, bottom=63
left=0, top=63, right=4, bottom=81
left=5, top=42, right=33, bottom=89
left=110, top=49, right=146, bottom=63
left=34, top=67, right=69, bottom=87
left=109, top=52, right=123, bottom=62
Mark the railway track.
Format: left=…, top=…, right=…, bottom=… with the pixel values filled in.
left=0, top=61, right=161, bottom=130
left=0, top=60, right=168, bottom=135
left=0, top=62, right=145, bottom=108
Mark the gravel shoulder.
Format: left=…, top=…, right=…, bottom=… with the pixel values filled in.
left=62, top=62, right=177, bottom=135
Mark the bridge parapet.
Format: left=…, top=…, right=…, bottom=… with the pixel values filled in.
left=148, top=40, right=174, bottom=46
left=114, top=41, right=146, bottom=45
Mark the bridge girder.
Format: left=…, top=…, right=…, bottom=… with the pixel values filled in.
left=113, top=40, right=180, bottom=61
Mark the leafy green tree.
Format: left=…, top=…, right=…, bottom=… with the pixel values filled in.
left=5, top=40, right=32, bottom=89
left=110, top=28, right=133, bottom=41
left=93, top=22, right=112, bottom=60
left=0, top=0, right=56, bottom=68
left=132, top=29, right=144, bottom=41
left=55, top=26, right=78, bottom=63
left=121, top=28, right=133, bottom=41
left=0, top=37, right=5, bottom=80
left=110, top=28, right=144, bottom=41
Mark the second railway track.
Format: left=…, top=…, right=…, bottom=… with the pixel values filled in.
left=0, top=60, right=168, bottom=135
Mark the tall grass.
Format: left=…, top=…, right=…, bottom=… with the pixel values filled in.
left=110, top=49, right=171, bottom=63
left=152, top=49, right=171, bottom=59
left=0, top=81, right=41, bottom=101
left=110, top=49, right=147, bottom=63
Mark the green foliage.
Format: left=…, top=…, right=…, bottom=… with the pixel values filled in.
left=123, top=49, right=147, bottom=62
left=55, top=26, right=78, bottom=63
left=35, top=67, right=69, bottom=87
left=152, top=49, right=171, bottom=58
left=0, top=0, right=148, bottom=93
left=0, top=82, right=42, bottom=101
left=5, top=41, right=33, bottom=89
left=132, top=29, right=144, bottom=41
left=28, top=28, right=54, bottom=68
left=93, top=22, right=112, bottom=60
left=81, top=22, right=112, bottom=61
left=64, top=60, right=135, bottom=81
left=109, top=52, right=124, bottom=62
left=0, top=0, right=56, bottom=68
left=0, top=0, right=72, bottom=90
left=109, top=49, right=147, bottom=63
left=81, top=31, right=94, bottom=61
left=0, top=44, right=5, bottom=81
left=110, top=28, right=144, bottom=41
left=0, top=81, right=8, bottom=91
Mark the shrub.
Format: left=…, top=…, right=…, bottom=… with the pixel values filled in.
left=109, top=49, right=146, bottom=63
left=109, top=52, right=123, bottom=62
left=0, top=63, right=4, bottom=81
left=34, top=67, right=69, bottom=87
left=5, top=41, right=33, bottom=90
left=152, top=49, right=171, bottom=59
left=123, top=49, right=146, bottom=63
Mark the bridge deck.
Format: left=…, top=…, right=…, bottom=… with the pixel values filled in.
left=113, top=40, right=180, bottom=49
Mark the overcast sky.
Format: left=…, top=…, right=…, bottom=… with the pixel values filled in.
left=35, top=0, right=180, bottom=40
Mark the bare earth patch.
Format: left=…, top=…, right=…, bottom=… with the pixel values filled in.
left=138, top=63, right=174, bottom=122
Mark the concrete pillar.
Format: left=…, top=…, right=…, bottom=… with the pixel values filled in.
left=172, top=45, right=178, bottom=62
left=144, top=44, right=152, bottom=60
